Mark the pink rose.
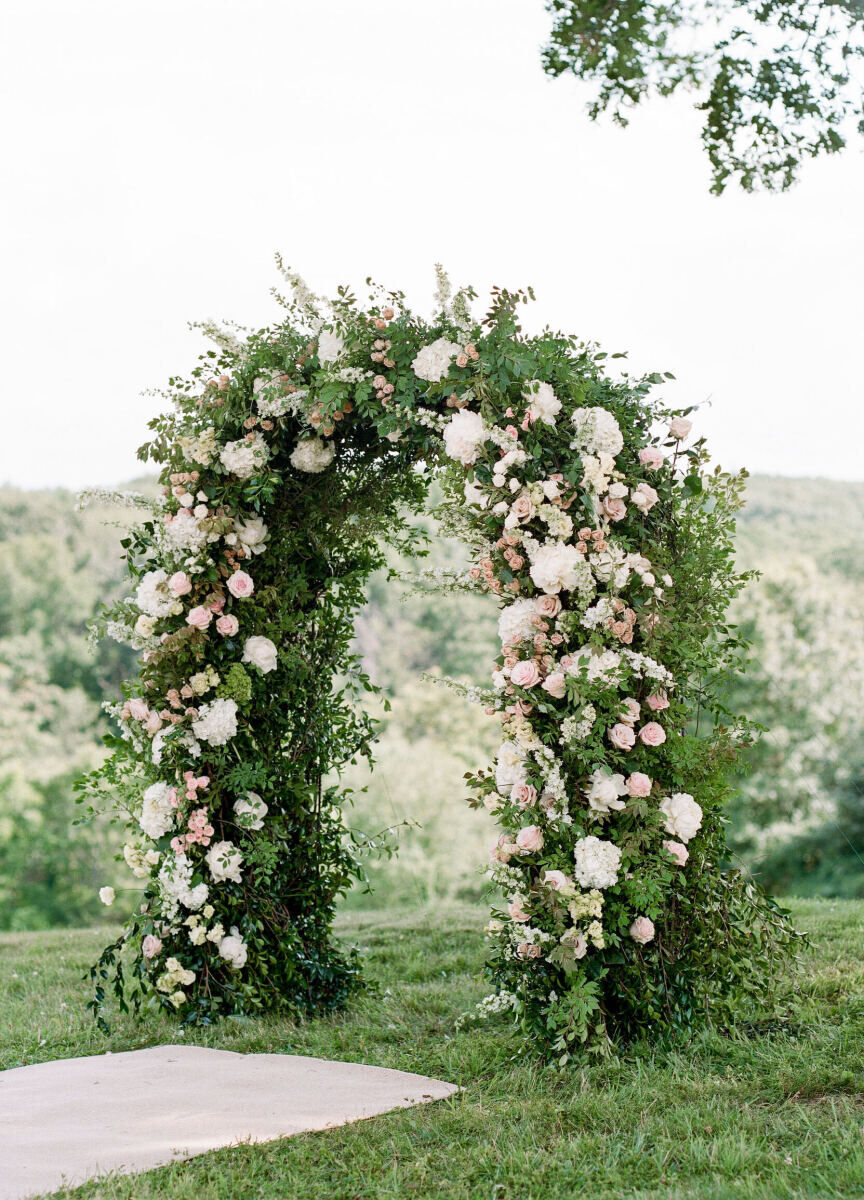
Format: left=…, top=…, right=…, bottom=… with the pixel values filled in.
left=515, top=825, right=544, bottom=854
left=516, top=942, right=543, bottom=960
left=510, top=495, right=534, bottom=522
left=627, top=772, right=653, bottom=798
left=169, top=571, right=192, bottom=597
left=639, top=722, right=667, bottom=747
left=663, top=839, right=689, bottom=867
left=619, top=697, right=641, bottom=726
left=638, top=447, right=665, bottom=469
left=668, top=417, right=692, bottom=440
left=631, top=482, right=659, bottom=513
left=629, top=917, right=655, bottom=945
left=508, top=898, right=530, bottom=923
left=511, top=660, right=541, bottom=689
left=608, top=723, right=636, bottom=752
left=511, top=782, right=538, bottom=808
left=541, top=671, right=566, bottom=699
left=143, top=710, right=163, bottom=734
left=542, top=869, right=570, bottom=891
left=535, top=594, right=561, bottom=618
left=142, top=935, right=163, bottom=959
left=128, top=698, right=149, bottom=721
left=227, top=570, right=254, bottom=599
left=208, top=595, right=226, bottom=614
left=215, top=614, right=240, bottom=637
left=491, top=835, right=516, bottom=864
left=186, top=605, right=212, bottom=629
left=646, top=690, right=670, bottom=712
left=603, top=497, right=627, bottom=522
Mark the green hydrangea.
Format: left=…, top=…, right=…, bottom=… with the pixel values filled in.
left=216, top=663, right=252, bottom=705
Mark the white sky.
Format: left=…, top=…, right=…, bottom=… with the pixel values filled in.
left=1, top=0, right=862, bottom=490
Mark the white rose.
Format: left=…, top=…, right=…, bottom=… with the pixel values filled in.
left=139, top=782, right=175, bottom=840
left=206, top=840, right=244, bottom=884
left=234, top=516, right=268, bottom=556
left=464, top=479, right=489, bottom=508
left=523, top=380, right=561, bottom=426
left=99, top=886, right=115, bottom=906
left=442, top=409, right=487, bottom=466
left=659, top=793, right=703, bottom=843
left=584, top=769, right=628, bottom=814
left=218, top=925, right=248, bottom=969
left=233, top=791, right=268, bottom=831
left=495, top=741, right=528, bottom=791
left=134, top=614, right=157, bottom=638
left=242, top=635, right=278, bottom=674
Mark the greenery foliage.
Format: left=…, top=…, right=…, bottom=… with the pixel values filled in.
left=539, top=0, right=864, bottom=192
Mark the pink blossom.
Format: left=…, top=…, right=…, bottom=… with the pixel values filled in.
left=511, top=660, right=542, bottom=689
left=629, top=916, right=655, bottom=945
left=508, top=898, right=530, bottom=923
left=516, top=825, right=544, bottom=854
left=541, top=671, right=567, bottom=699
left=215, top=614, right=240, bottom=637
left=638, top=447, right=665, bottom=469
left=668, top=417, right=692, bottom=440
left=186, top=605, right=213, bottom=630
left=128, top=698, right=149, bottom=721
left=639, top=722, right=667, bottom=747
left=143, top=711, right=163, bottom=734
left=542, top=869, right=571, bottom=891
left=603, top=497, right=627, bottom=521
left=646, top=690, right=670, bottom=712
left=663, top=839, right=689, bottom=867
left=627, top=772, right=653, bottom=798
left=227, top=570, right=254, bottom=599
left=631, top=482, right=659, bottom=512
left=608, top=723, right=636, bottom=751
left=511, top=782, right=538, bottom=808
left=169, top=571, right=192, bottom=597
left=619, top=697, right=641, bottom=726
left=535, top=594, right=561, bottom=618
left=516, top=942, right=543, bottom=960
left=142, top=935, right=163, bottom=959
left=491, top=835, right=515, bottom=864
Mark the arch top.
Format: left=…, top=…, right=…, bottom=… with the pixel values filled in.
left=85, top=265, right=795, bottom=1055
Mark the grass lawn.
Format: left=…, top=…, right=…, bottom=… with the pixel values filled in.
left=3, top=898, right=864, bottom=1199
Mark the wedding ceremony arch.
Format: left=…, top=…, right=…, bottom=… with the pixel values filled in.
left=86, top=265, right=795, bottom=1060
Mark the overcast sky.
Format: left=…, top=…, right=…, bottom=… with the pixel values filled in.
left=1, top=0, right=862, bottom=490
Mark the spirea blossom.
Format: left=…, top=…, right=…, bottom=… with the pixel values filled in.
left=443, top=409, right=487, bottom=466
left=191, top=698, right=238, bottom=746
left=574, top=836, right=622, bottom=889
left=290, top=437, right=336, bottom=473
left=571, top=407, right=624, bottom=457
left=411, top=337, right=460, bottom=382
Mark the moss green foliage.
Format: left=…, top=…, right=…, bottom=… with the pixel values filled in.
left=3, top=900, right=864, bottom=1199
left=540, top=1, right=864, bottom=193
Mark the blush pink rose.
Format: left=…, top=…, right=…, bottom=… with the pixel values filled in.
left=627, top=772, right=653, bottom=798
left=169, top=571, right=192, bottom=596
left=646, top=690, right=670, bottom=712
left=510, top=495, right=534, bottom=522
left=511, top=660, right=541, bottom=689
left=663, top=839, right=689, bottom=867
left=631, top=482, right=659, bottom=512
left=143, top=710, right=163, bottom=734
left=619, top=697, right=641, bottom=726
left=215, top=614, right=239, bottom=637
left=638, top=447, right=665, bottom=469
left=128, top=698, right=149, bottom=721
left=608, top=723, right=636, bottom=752
left=516, top=825, right=544, bottom=854
left=227, top=570, right=254, bottom=598
left=511, top=782, right=538, bottom=808
left=629, top=916, right=655, bottom=945
left=541, top=671, right=567, bottom=699
left=508, top=898, right=530, bottom=923
left=542, top=870, right=570, bottom=891
left=516, top=942, right=543, bottom=960
left=535, top=594, right=562, bottom=618
left=668, top=417, right=692, bottom=440
left=603, top=497, right=627, bottom=521
left=142, top=935, right=163, bottom=959
left=491, top=835, right=516, bottom=864
left=186, top=605, right=212, bottom=629
left=639, top=722, right=667, bottom=747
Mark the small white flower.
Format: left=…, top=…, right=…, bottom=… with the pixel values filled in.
left=99, top=887, right=115, bottom=906
left=290, top=437, right=335, bottom=473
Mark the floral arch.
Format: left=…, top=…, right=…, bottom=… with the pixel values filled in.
left=86, top=265, right=794, bottom=1057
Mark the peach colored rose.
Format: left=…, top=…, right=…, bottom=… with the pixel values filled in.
left=541, top=672, right=566, bottom=699
left=646, top=690, right=670, bottom=712
left=186, top=605, right=212, bottom=630
left=663, top=839, right=689, bottom=867
left=629, top=917, right=655, bottom=945
left=511, top=782, right=538, bottom=808
left=491, top=835, right=517, bottom=864
left=638, top=447, right=665, bottom=469
left=608, top=723, right=636, bottom=751
left=603, top=497, right=627, bottom=521
left=516, top=942, right=542, bottom=960
left=627, top=772, right=652, bottom=798
left=128, top=698, right=149, bottom=721
left=511, top=660, right=542, bottom=689
left=535, top=594, right=561, bottom=618
left=510, top=495, right=534, bottom=522
left=516, top=825, right=544, bottom=854
left=508, top=898, right=530, bottom=923
left=639, top=722, right=667, bottom=747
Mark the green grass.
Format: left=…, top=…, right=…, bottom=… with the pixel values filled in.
left=3, top=899, right=864, bottom=1199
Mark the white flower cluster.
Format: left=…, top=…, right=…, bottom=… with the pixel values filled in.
left=191, top=698, right=238, bottom=746
left=570, top=406, right=624, bottom=457
left=443, top=409, right=487, bottom=466
left=220, top=432, right=271, bottom=479
left=135, top=570, right=179, bottom=619
left=290, top=436, right=335, bottom=473
left=574, top=836, right=622, bottom=889
left=412, top=337, right=460, bottom=382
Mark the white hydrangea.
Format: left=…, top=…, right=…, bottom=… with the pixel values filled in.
left=135, top=570, right=178, bottom=618
left=442, top=409, right=487, bottom=466
left=218, top=925, right=248, bottom=969
left=523, top=380, right=561, bottom=426
left=254, top=377, right=307, bottom=419
left=574, top=836, right=622, bottom=889
left=163, top=510, right=211, bottom=553
left=233, top=791, right=268, bottom=831
left=178, top=427, right=218, bottom=466
left=220, top=433, right=270, bottom=479
left=158, top=852, right=209, bottom=916
left=411, top=337, right=460, bottom=382
left=571, top=407, right=624, bottom=457
left=206, top=839, right=244, bottom=884
left=290, top=437, right=335, bottom=473
left=659, top=793, right=703, bottom=843
left=191, top=698, right=238, bottom=746
left=528, top=541, right=593, bottom=597
left=317, top=328, right=345, bottom=363
left=234, top=516, right=268, bottom=556
left=584, top=769, right=628, bottom=814
left=139, top=781, right=175, bottom=840
left=497, top=598, right=539, bottom=648
left=495, top=741, right=528, bottom=791
left=567, top=645, right=624, bottom=684
left=241, top=635, right=278, bottom=674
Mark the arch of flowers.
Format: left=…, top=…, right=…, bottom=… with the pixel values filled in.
left=87, top=265, right=795, bottom=1056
